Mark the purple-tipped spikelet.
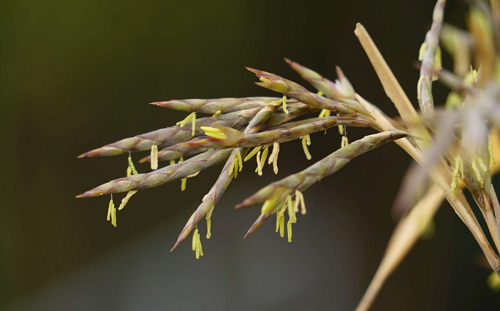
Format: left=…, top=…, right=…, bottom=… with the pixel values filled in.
left=78, top=2, right=500, bottom=309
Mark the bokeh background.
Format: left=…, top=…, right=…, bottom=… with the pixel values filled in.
left=1, top=0, right=499, bottom=310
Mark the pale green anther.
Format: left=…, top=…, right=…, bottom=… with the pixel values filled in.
left=212, top=110, right=222, bottom=117
left=338, top=125, right=345, bottom=136
left=127, top=166, right=132, bottom=177
left=489, top=137, right=497, bottom=166
left=475, top=155, right=488, bottom=172
left=244, top=146, right=262, bottom=162
left=260, top=77, right=272, bottom=83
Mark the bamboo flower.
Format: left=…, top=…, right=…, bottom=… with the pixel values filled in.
left=237, top=130, right=408, bottom=236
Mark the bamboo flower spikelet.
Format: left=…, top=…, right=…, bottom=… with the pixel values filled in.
left=77, top=1, right=500, bottom=309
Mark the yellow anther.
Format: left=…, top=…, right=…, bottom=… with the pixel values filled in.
left=287, top=221, right=293, bottom=242
left=176, top=112, right=197, bottom=136
left=191, top=113, right=196, bottom=136
left=170, top=159, right=175, bottom=165
left=472, top=156, right=485, bottom=188
left=341, top=136, right=349, bottom=148
left=319, top=109, right=331, bottom=118
left=317, top=91, right=324, bottom=96
left=255, top=147, right=269, bottom=176
left=268, top=141, right=280, bottom=174
left=338, top=124, right=345, bottom=136
left=118, top=190, right=138, bottom=210
left=128, top=155, right=138, bottom=176
left=200, top=126, right=228, bottom=140
left=282, top=96, right=288, bottom=114
left=107, top=195, right=117, bottom=227
left=279, top=214, right=285, bottom=238
left=195, top=233, right=203, bottom=259
left=301, top=135, right=312, bottom=160
left=212, top=110, right=222, bottom=117
left=489, top=136, right=497, bottom=166
left=259, top=77, right=272, bottom=83
left=276, top=212, right=280, bottom=232
left=287, top=195, right=296, bottom=223
left=295, top=190, right=307, bottom=215
left=151, top=144, right=158, bottom=170
left=111, top=204, right=117, bottom=227
left=244, top=146, right=262, bottom=162
left=418, top=42, right=427, bottom=61
left=192, top=228, right=199, bottom=251
left=179, top=157, right=187, bottom=191
left=107, top=195, right=114, bottom=221
left=228, top=149, right=243, bottom=178
left=261, top=196, right=279, bottom=215
left=206, top=218, right=212, bottom=239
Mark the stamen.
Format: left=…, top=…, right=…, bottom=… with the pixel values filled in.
left=206, top=218, right=212, bottom=239
left=128, top=154, right=138, bottom=175
left=282, top=96, right=288, bottom=114
left=255, top=147, right=269, bottom=176
left=212, top=110, right=222, bottom=117
left=418, top=42, right=427, bottom=61
left=318, top=109, right=331, bottom=118
left=472, top=156, right=485, bottom=188
left=287, top=195, right=296, bottom=223
left=451, top=157, right=460, bottom=198
left=170, top=159, right=175, bottom=165
left=107, top=195, right=113, bottom=221
left=261, top=196, right=279, bottom=215
left=276, top=212, right=280, bottom=232
left=259, top=77, right=272, bottom=83
left=179, top=157, right=187, bottom=191
left=228, top=149, right=243, bottom=178
left=287, top=221, right=292, bottom=242
left=244, top=146, right=262, bottom=162
left=151, top=144, right=158, bottom=170
left=342, top=136, right=349, bottom=148
left=301, top=135, right=312, bottom=160
left=200, top=126, right=228, bottom=140
left=118, top=190, right=138, bottom=210
left=279, top=214, right=285, bottom=238
left=268, top=141, right=280, bottom=174
left=295, top=190, right=307, bottom=215
left=192, top=228, right=198, bottom=251
left=338, top=124, right=344, bottom=136
left=176, top=112, right=197, bottom=136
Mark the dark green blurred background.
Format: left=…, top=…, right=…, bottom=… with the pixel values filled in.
left=0, top=0, right=499, bottom=310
